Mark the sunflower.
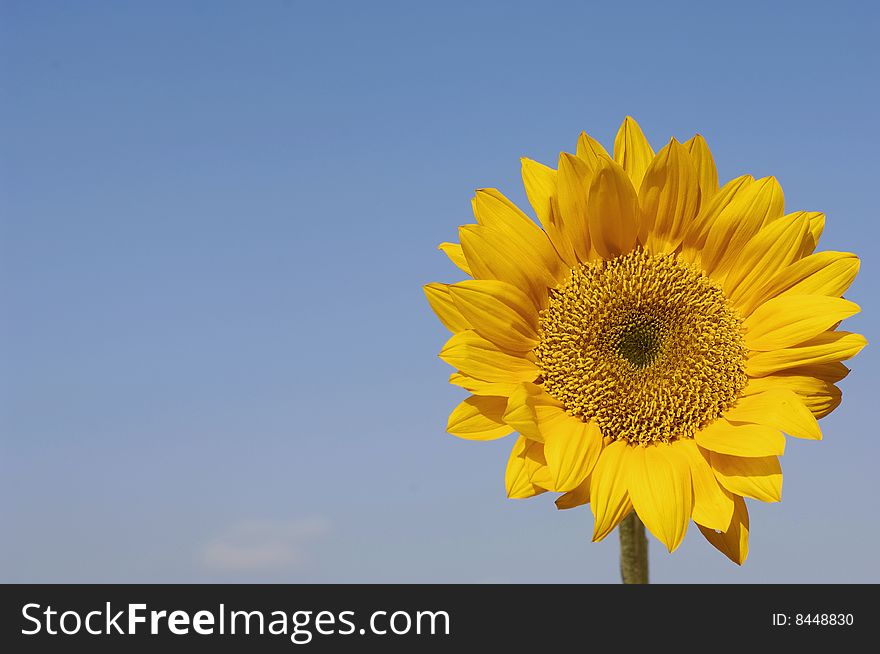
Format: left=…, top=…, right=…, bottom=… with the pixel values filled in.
left=424, top=117, right=866, bottom=563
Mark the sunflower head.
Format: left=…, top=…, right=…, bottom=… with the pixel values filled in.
left=425, top=117, right=865, bottom=563
left=535, top=248, right=749, bottom=446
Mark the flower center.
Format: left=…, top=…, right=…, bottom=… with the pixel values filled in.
left=534, top=248, right=748, bottom=444
left=615, top=315, right=662, bottom=368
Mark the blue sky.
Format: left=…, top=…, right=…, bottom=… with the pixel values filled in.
left=1, top=0, right=877, bottom=583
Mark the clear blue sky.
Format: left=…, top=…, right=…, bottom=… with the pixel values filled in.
left=1, top=1, right=877, bottom=583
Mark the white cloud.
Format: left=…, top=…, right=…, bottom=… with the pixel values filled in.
left=200, top=518, right=330, bottom=572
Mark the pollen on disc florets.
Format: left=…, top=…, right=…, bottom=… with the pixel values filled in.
left=534, top=248, right=748, bottom=445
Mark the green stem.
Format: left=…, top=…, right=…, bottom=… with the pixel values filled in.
left=618, top=512, right=649, bottom=584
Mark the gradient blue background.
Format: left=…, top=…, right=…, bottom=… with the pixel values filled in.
left=2, top=1, right=877, bottom=583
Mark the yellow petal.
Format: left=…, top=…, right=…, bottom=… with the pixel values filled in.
left=529, top=465, right=554, bottom=491
left=505, top=436, right=549, bottom=499
left=589, top=440, right=634, bottom=542
left=556, top=476, right=591, bottom=510
left=680, top=175, right=753, bottom=262
left=556, top=153, right=593, bottom=261
left=750, top=251, right=860, bottom=313
left=448, top=279, right=538, bottom=352
left=747, top=331, right=866, bottom=377
left=695, top=419, right=785, bottom=457
left=698, top=493, right=749, bottom=565
left=628, top=443, right=693, bottom=553
left=638, top=138, right=701, bottom=254
left=502, top=383, right=542, bottom=440
left=676, top=439, right=734, bottom=532
left=808, top=212, right=825, bottom=242
left=811, top=389, right=841, bottom=419
left=776, top=360, right=850, bottom=383
left=521, top=157, right=557, bottom=229
left=446, top=395, right=513, bottom=440
left=544, top=417, right=603, bottom=492
left=587, top=157, right=640, bottom=259
left=700, top=176, right=785, bottom=279
left=742, top=364, right=847, bottom=418
left=439, top=330, right=539, bottom=383
left=724, top=212, right=809, bottom=308
left=613, top=116, right=654, bottom=190
left=438, top=242, right=472, bottom=276
left=708, top=450, right=782, bottom=502
left=521, top=158, right=578, bottom=267
left=796, top=211, right=825, bottom=257
left=502, top=382, right=566, bottom=442
left=459, top=224, right=550, bottom=307
left=576, top=131, right=611, bottom=167
left=743, top=295, right=860, bottom=351
left=683, top=134, right=719, bottom=205
left=448, top=373, right=518, bottom=398
left=424, top=283, right=471, bottom=333
left=725, top=387, right=821, bottom=440
left=472, top=188, right=564, bottom=282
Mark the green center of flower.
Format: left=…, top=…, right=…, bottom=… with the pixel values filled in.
left=614, top=315, right=662, bottom=368
left=534, top=248, right=748, bottom=444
